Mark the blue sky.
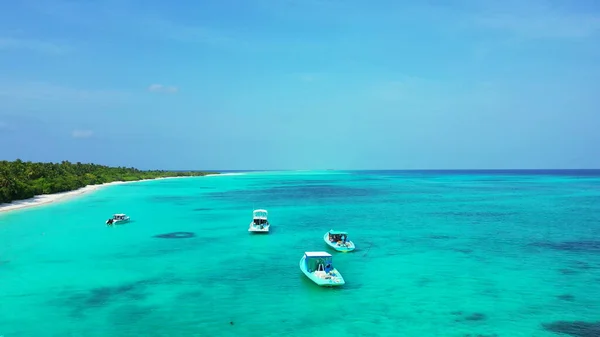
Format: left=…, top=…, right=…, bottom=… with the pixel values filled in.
left=0, top=0, right=599, bottom=170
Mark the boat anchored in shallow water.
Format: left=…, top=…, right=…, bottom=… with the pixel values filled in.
left=248, top=209, right=270, bottom=233
left=324, top=230, right=355, bottom=252
left=299, top=251, right=345, bottom=287
left=106, top=213, right=130, bottom=226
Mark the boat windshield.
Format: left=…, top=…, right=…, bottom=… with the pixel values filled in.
left=253, top=218, right=268, bottom=225
left=305, top=256, right=334, bottom=273
left=328, top=232, right=348, bottom=243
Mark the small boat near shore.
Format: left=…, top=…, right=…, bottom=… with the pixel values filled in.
left=106, top=213, right=130, bottom=226
left=248, top=209, right=270, bottom=233
left=299, top=251, right=345, bottom=287
left=324, top=230, right=355, bottom=252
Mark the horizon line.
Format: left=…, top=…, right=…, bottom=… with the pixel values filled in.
left=181, top=168, right=600, bottom=172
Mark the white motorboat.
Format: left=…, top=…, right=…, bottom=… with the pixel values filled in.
left=248, top=209, right=270, bottom=233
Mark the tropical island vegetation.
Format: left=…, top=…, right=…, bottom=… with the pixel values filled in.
left=0, top=159, right=218, bottom=204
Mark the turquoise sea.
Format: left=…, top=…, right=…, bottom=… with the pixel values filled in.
left=1, top=170, right=600, bottom=337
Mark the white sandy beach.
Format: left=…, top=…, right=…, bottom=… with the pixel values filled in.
left=0, top=176, right=196, bottom=214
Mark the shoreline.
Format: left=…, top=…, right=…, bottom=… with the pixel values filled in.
left=0, top=176, right=206, bottom=215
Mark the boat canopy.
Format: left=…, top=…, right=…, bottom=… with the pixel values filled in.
left=114, top=213, right=126, bottom=216
left=304, top=252, right=334, bottom=272
left=328, top=230, right=348, bottom=235
left=253, top=209, right=268, bottom=219
left=304, top=251, right=332, bottom=258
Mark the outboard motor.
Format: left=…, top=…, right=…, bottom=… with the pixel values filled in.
left=106, top=219, right=114, bottom=225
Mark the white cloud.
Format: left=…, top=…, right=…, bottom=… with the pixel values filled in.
left=369, top=77, right=437, bottom=101
left=25, top=1, right=238, bottom=47
left=292, top=72, right=328, bottom=83
left=71, top=129, right=94, bottom=138
left=0, top=81, right=129, bottom=102
left=0, top=37, right=70, bottom=54
left=300, top=73, right=324, bottom=82
left=475, top=12, right=600, bottom=39
left=140, top=18, right=236, bottom=46
left=148, top=84, right=179, bottom=94
left=438, top=0, right=600, bottom=40
left=299, top=74, right=315, bottom=82
left=370, top=81, right=407, bottom=101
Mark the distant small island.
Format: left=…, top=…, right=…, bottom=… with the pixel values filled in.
left=0, top=159, right=218, bottom=204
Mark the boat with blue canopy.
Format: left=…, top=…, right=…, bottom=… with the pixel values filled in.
left=299, top=251, right=345, bottom=287
left=324, top=230, right=355, bottom=252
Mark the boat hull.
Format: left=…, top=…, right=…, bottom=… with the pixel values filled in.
left=323, top=233, right=355, bottom=252
left=106, top=218, right=130, bottom=225
left=248, top=224, right=270, bottom=233
left=299, top=256, right=345, bottom=287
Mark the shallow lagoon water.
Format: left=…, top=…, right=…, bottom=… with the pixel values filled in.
left=1, top=170, right=600, bottom=336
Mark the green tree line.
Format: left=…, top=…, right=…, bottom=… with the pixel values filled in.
left=0, top=159, right=218, bottom=204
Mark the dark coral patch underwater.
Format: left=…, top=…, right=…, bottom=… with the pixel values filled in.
left=542, top=320, right=600, bottom=337
left=452, top=311, right=487, bottom=323
left=557, top=294, right=575, bottom=301
left=530, top=240, right=600, bottom=253
left=153, top=232, right=196, bottom=239
left=57, top=278, right=161, bottom=318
